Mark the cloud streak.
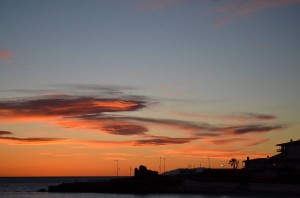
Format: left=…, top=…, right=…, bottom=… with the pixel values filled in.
left=135, top=0, right=300, bottom=28
left=134, top=135, right=198, bottom=146
left=0, top=49, right=14, bottom=59
left=0, top=88, right=286, bottom=149
left=211, top=0, right=300, bottom=27
left=0, top=94, right=284, bottom=137
left=0, top=133, right=197, bottom=147
left=174, top=112, right=276, bottom=122
left=0, top=136, right=65, bottom=145
left=0, top=130, right=14, bottom=135
left=0, top=96, right=145, bottom=117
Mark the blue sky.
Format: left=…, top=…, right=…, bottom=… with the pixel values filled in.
left=0, top=0, right=300, bottom=176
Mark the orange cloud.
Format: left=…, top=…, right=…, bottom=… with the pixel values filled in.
left=0, top=49, right=14, bottom=59
left=0, top=96, right=145, bottom=118
left=0, top=93, right=286, bottom=149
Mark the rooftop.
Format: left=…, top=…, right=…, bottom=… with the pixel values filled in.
left=276, top=139, right=300, bottom=146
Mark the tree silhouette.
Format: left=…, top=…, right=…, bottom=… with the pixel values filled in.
left=229, top=158, right=239, bottom=169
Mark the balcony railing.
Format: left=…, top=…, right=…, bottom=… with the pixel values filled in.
left=277, top=148, right=283, bottom=152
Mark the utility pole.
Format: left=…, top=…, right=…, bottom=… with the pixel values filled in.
left=163, top=157, right=166, bottom=173
left=114, top=160, right=119, bottom=177
left=207, top=157, right=211, bottom=168
left=159, top=157, right=162, bottom=174
left=130, top=165, right=132, bottom=176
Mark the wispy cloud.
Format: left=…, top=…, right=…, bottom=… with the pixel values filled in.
left=0, top=133, right=196, bottom=147
left=0, top=93, right=149, bottom=136
left=0, top=87, right=286, bottom=149
left=0, top=136, right=65, bottom=145
left=223, top=124, right=285, bottom=134
left=0, top=94, right=285, bottom=138
left=211, top=0, right=300, bottom=27
left=101, top=124, right=148, bottom=135
left=134, top=135, right=198, bottom=146
left=0, top=95, right=145, bottom=117
left=135, top=0, right=300, bottom=28
left=174, top=112, right=276, bottom=122
left=209, top=137, right=268, bottom=146
left=0, top=130, right=14, bottom=135
left=112, top=115, right=284, bottom=136
left=0, top=49, right=14, bottom=59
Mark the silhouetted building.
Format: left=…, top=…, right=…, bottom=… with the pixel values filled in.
left=134, top=165, right=158, bottom=178
left=244, top=139, right=300, bottom=170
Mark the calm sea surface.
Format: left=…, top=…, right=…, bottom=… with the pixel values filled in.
left=0, top=177, right=292, bottom=198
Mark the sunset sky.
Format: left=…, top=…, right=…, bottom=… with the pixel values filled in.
left=1, top=0, right=300, bottom=176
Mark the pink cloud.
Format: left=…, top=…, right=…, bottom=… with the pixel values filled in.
left=0, top=50, right=14, bottom=59
left=212, top=0, right=300, bottom=28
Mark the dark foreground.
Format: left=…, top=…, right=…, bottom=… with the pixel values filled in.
left=47, top=176, right=300, bottom=195
left=46, top=168, right=300, bottom=195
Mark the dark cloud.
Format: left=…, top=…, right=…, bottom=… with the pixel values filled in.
left=101, top=124, right=148, bottom=135
left=134, top=136, right=198, bottom=146
left=0, top=90, right=286, bottom=141
left=224, top=124, right=285, bottom=134
left=238, top=113, right=276, bottom=121
left=175, top=112, right=277, bottom=121
left=0, top=130, right=13, bottom=135
left=0, top=136, right=64, bottom=144
left=114, top=116, right=221, bottom=135
left=75, top=114, right=285, bottom=137
left=0, top=95, right=146, bottom=117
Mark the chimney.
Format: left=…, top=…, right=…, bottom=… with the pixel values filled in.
left=247, top=157, right=249, bottom=161
left=290, top=139, right=293, bottom=142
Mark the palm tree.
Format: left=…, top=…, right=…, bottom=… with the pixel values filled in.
left=229, top=158, right=239, bottom=169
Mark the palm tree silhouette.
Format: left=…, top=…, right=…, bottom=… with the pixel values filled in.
left=229, top=158, right=239, bottom=169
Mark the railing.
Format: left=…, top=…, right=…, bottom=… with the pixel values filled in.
left=277, top=149, right=283, bottom=152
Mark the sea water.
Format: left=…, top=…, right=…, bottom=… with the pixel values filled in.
left=0, top=177, right=292, bottom=198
